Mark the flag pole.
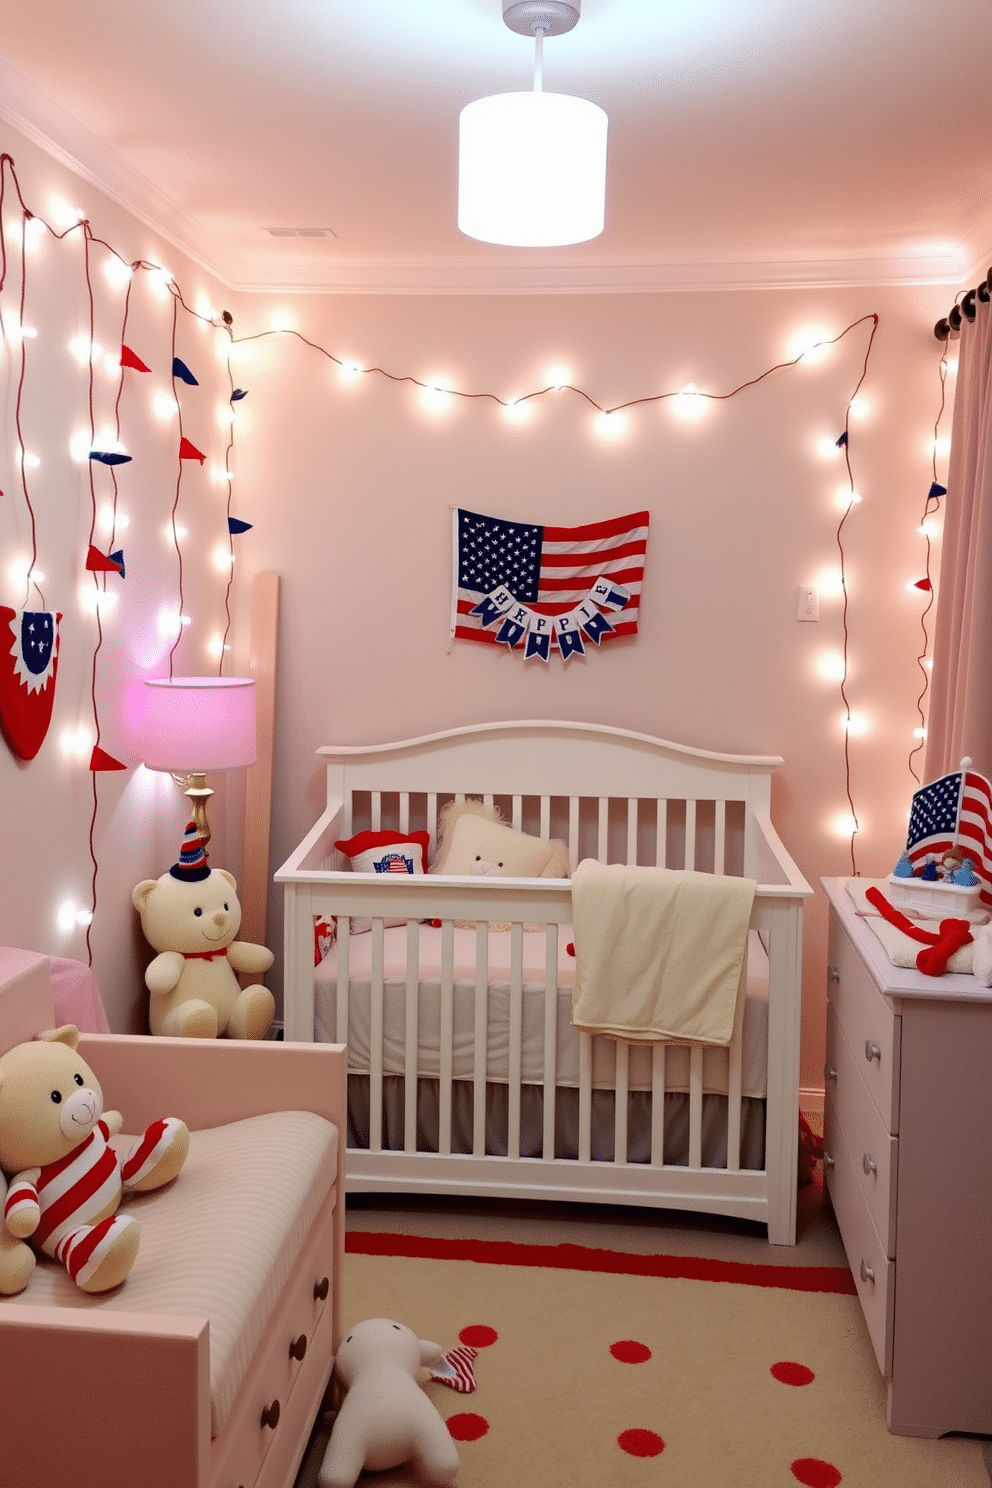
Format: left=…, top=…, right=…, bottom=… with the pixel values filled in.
left=952, top=757, right=973, bottom=851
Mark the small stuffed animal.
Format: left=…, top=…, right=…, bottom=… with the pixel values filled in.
left=132, top=822, right=275, bottom=1039
left=0, top=1027, right=188, bottom=1293
left=319, top=1317, right=461, bottom=1488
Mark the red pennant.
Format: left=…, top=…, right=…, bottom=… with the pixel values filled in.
left=85, top=546, right=124, bottom=574
left=914, top=577, right=932, bottom=592
left=90, top=745, right=127, bottom=772
left=0, top=607, right=61, bottom=761
left=120, top=345, right=151, bottom=373
left=179, top=436, right=206, bottom=464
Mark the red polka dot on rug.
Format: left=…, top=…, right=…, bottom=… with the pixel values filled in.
left=459, top=1324, right=498, bottom=1348
left=791, top=1456, right=842, bottom=1486
left=618, top=1429, right=665, bottom=1458
left=772, top=1361, right=816, bottom=1386
left=447, top=1412, right=490, bottom=1442
left=610, top=1340, right=652, bottom=1364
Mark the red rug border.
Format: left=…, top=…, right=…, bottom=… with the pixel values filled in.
left=346, top=1231, right=857, bottom=1295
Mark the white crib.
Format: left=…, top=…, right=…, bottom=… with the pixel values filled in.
left=276, top=720, right=811, bottom=1244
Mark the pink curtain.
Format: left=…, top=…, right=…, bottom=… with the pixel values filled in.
left=924, top=296, right=992, bottom=781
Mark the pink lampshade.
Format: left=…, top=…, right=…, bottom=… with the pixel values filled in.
left=141, top=677, right=257, bottom=774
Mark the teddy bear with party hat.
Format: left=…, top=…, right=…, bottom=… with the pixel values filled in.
left=133, top=822, right=275, bottom=1039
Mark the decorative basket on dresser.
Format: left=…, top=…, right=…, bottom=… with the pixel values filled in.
left=821, top=878, right=992, bottom=1438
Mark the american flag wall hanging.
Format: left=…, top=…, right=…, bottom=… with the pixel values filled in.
left=450, top=507, right=649, bottom=662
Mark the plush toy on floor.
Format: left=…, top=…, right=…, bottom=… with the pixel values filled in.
left=0, top=1026, right=188, bottom=1293
left=318, top=1317, right=461, bottom=1488
left=132, top=822, right=275, bottom=1039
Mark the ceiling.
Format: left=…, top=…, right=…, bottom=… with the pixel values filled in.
left=1, top=0, right=990, bottom=294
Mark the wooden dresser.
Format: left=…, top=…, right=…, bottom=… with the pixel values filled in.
left=821, top=878, right=992, bottom=1438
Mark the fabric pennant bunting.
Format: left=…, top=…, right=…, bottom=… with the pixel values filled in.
left=0, top=608, right=61, bottom=761
left=90, top=745, right=127, bottom=772
left=230, top=388, right=248, bottom=401
left=85, top=546, right=125, bottom=575
left=452, top=507, right=647, bottom=664
left=929, top=482, right=947, bottom=499
left=89, top=450, right=132, bottom=466
left=172, top=357, right=199, bottom=385
left=228, top=517, right=253, bottom=535
left=120, top=345, right=151, bottom=372
left=179, top=437, right=206, bottom=464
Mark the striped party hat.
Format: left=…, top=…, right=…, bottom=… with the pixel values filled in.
left=169, top=820, right=211, bottom=882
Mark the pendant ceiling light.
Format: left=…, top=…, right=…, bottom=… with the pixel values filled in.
left=458, top=1, right=608, bottom=248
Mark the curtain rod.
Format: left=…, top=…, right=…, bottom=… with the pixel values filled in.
left=934, top=267, right=992, bottom=339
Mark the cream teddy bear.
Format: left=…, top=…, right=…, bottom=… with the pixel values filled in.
left=0, top=1027, right=188, bottom=1293
left=319, top=1317, right=460, bottom=1488
left=132, top=822, right=275, bottom=1039
left=0, top=1170, right=35, bottom=1295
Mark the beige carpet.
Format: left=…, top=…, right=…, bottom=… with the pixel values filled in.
left=297, top=1234, right=987, bottom=1488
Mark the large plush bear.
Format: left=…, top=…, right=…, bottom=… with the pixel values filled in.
left=0, top=1170, right=35, bottom=1295
left=319, top=1318, right=460, bottom=1488
left=132, top=823, right=275, bottom=1039
left=0, top=1027, right=188, bottom=1293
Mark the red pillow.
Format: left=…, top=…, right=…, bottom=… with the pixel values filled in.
left=334, top=830, right=431, bottom=933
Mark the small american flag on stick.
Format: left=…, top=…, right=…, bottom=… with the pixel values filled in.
left=451, top=507, right=648, bottom=662
left=905, top=760, right=992, bottom=907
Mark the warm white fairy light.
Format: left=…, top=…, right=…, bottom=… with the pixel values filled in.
left=670, top=383, right=709, bottom=421
left=60, top=724, right=94, bottom=761
left=816, top=652, right=847, bottom=681
left=836, top=488, right=862, bottom=510
left=913, top=727, right=927, bottom=740
left=816, top=434, right=844, bottom=460
left=79, top=586, right=119, bottom=618
left=339, top=360, right=365, bottom=383
left=206, top=633, right=226, bottom=661
left=831, top=811, right=860, bottom=838
left=814, top=567, right=845, bottom=598
left=848, top=395, right=871, bottom=419
left=22, top=452, right=41, bottom=469
left=546, top=365, right=571, bottom=391
left=212, top=546, right=235, bottom=572
left=148, top=266, right=173, bottom=299
left=153, top=391, right=179, bottom=420
left=217, top=404, right=236, bottom=428
left=196, top=295, right=218, bottom=321
left=789, top=328, right=833, bottom=365
left=104, top=256, right=134, bottom=289
left=933, top=436, right=951, bottom=460
left=69, top=428, right=93, bottom=462
left=23, top=216, right=48, bottom=247
left=420, top=379, right=454, bottom=414
left=595, top=409, right=628, bottom=440
left=67, top=333, right=91, bottom=365
left=270, top=311, right=296, bottom=333
left=842, top=712, right=868, bottom=736
left=502, top=398, right=533, bottom=424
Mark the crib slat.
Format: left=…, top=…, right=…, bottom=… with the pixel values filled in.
left=688, top=1044, right=704, bottom=1167
left=472, top=923, right=488, bottom=1157
left=650, top=1045, right=667, bottom=1165
left=511, top=794, right=522, bottom=831
left=626, top=798, right=638, bottom=865
left=684, top=799, right=697, bottom=871
left=597, top=797, right=609, bottom=862
left=655, top=800, right=667, bottom=868
left=568, top=797, right=580, bottom=870
left=399, top=791, right=410, bottom=834
left=438, top=920, right=455, bottom=1156
left=369, top=921, right=385, bottom=1152
left=714, top=799, right=727, bottom=875
left=507, top=923, right=524, bottom=1160
left=578, top=1032, right=593, bottom=1164
left=542, top=923, right=558, bottom=1160
left=403, top=921, right=420, bottom=1154
left=427, top=792, right=438, bottom=843
left=613, top=1040, right=629, bottom=1165
left=726, top=959, right=746, bottom=1173
left=335, top=923, right=350, bottom=1046
left=371, top=792, right=382, bottom=831
left=539, top=796, right=551, bottom=841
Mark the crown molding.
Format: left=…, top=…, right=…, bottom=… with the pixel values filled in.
left=0, top=53, right=973, bottom=298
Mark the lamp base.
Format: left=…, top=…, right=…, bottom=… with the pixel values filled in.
left=183, top=774, right=215, bottom=850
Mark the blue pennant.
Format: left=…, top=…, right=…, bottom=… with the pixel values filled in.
left=558, top=629, right=586, bottom=661
left=495, top=617, right=526, bottom=649
left=228, top=517, right=253, bottom=535
left=470, top=596, right=503, bottom=628
left=929, top=482, right=947, bottom=499
left=172, top=357, right=199, bottom=386
left=230, top=388, right=248, bottom=401
left=88, top=450, right=133, bottom=466
left=835, top=431, right=848, bottom=448
left=580, top=611, right=615, bottom=646
left=524, top=630, right=551, bottom=662
left=109, top=549, right=126, bottom=578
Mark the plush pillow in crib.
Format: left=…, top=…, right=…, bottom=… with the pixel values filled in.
left=429, top=799, right=569, bottom=930
left=335, top=829, right=430, bottom=934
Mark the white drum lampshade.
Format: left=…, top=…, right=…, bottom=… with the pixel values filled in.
left=458, top=89, right=608, bottom=247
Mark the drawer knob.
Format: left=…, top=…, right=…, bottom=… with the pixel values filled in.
left=862, top=1152, right=877, bottom=1176
left=314, top=1275, right=330, bottom=1302
left=827, top=965, right=840, bottom=983
left=859, top=1259, right=875, bottom=1285
left=823, top=1150, right=835, bottom=1168
left=864, top=1040, right=882, bottom=1063
left=824, top=1063, right=838, bottom=1082
left=290, top=1333, right=308, bottom=1362
left=261, top=1399, right=281, bottom=1431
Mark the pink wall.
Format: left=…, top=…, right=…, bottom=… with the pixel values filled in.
left=229, top=285, right=952, bottom=1089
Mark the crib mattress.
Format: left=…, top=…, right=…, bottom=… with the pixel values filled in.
left=315, top=925, right=769, bottom=1098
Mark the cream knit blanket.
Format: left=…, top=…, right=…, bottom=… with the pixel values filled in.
left=570, top=860, right=756, bottom=1045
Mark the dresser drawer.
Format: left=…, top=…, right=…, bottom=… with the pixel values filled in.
left=827, top=909, right=902, bottom=1131
left=824, top=1093, right=894, bottom=1376
left=825, top=1005, right=898, bottom=1255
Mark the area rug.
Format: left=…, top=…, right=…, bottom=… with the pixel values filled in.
left=319, top=1232, right=987, bottom=1488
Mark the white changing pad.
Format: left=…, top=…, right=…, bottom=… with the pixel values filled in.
left=4, top=1110, right=338, bottom=1439
left=315, top=925, right=769, bottom=1098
